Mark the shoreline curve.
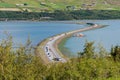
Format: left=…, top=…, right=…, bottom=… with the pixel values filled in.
left=35, top=24, right=105, bottom=64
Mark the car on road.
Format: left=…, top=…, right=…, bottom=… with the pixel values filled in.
left=53, top=58, right=61, bottom=61
left=48, top=53, right=50, bottom=55
left=46, top=46, right=49, bottom=52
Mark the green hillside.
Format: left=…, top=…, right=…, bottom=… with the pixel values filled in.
left=0, top=0, right=120, bottom=12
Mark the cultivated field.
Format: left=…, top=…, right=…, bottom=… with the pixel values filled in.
left=0, top=0, right=120, bottom=12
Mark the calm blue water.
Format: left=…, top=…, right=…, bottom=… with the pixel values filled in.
left=0, top=21, right=84, bottom=47
left=65, top=20, right=120, bottom=56
left=0, top=20, right=119, bottom=56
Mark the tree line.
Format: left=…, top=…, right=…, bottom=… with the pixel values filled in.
left=0, top=10, right=120, bottom=20
left=0, top=35, right=120, bottom=80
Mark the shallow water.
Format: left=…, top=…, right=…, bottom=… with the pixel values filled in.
left=0, top=21, right=84, bottom=47
left=0, top=20, right=119, bottom=56
left=65, top=20, right=120, bottom=56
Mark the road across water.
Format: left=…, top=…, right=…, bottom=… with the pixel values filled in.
left=42, top=24, right=104, bottom=63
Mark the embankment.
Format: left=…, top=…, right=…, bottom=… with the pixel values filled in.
left=35, top=24, right=106, bottom=64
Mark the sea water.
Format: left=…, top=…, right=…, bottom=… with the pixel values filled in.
left=0, top=21, right=84, bottom=47
left=65, top=20, right=120, bottom=56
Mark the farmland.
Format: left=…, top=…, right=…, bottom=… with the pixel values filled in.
left=0, top=0, right=120, bottom=12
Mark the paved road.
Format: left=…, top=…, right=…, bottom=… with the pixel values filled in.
left=43, top=24, right=102, bottom=63
left=44, top=33, right=66, bottom=62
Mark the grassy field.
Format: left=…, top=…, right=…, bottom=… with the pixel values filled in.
left=0, top=0, right=120, bottom=12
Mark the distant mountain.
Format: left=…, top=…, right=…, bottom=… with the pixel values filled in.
left=0, top=0, right=120, bottom=12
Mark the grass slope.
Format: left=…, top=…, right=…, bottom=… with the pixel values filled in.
left=0, top=0, right=120, bottom=12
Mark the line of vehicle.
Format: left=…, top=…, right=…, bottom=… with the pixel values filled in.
left=43, top=24, right=102, bottom=63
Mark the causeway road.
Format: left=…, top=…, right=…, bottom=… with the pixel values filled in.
left=36, top=24, right=104, bottom=63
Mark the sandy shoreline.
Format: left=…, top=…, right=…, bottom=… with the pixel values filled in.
left=35, top=24, right=105, bottom=64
